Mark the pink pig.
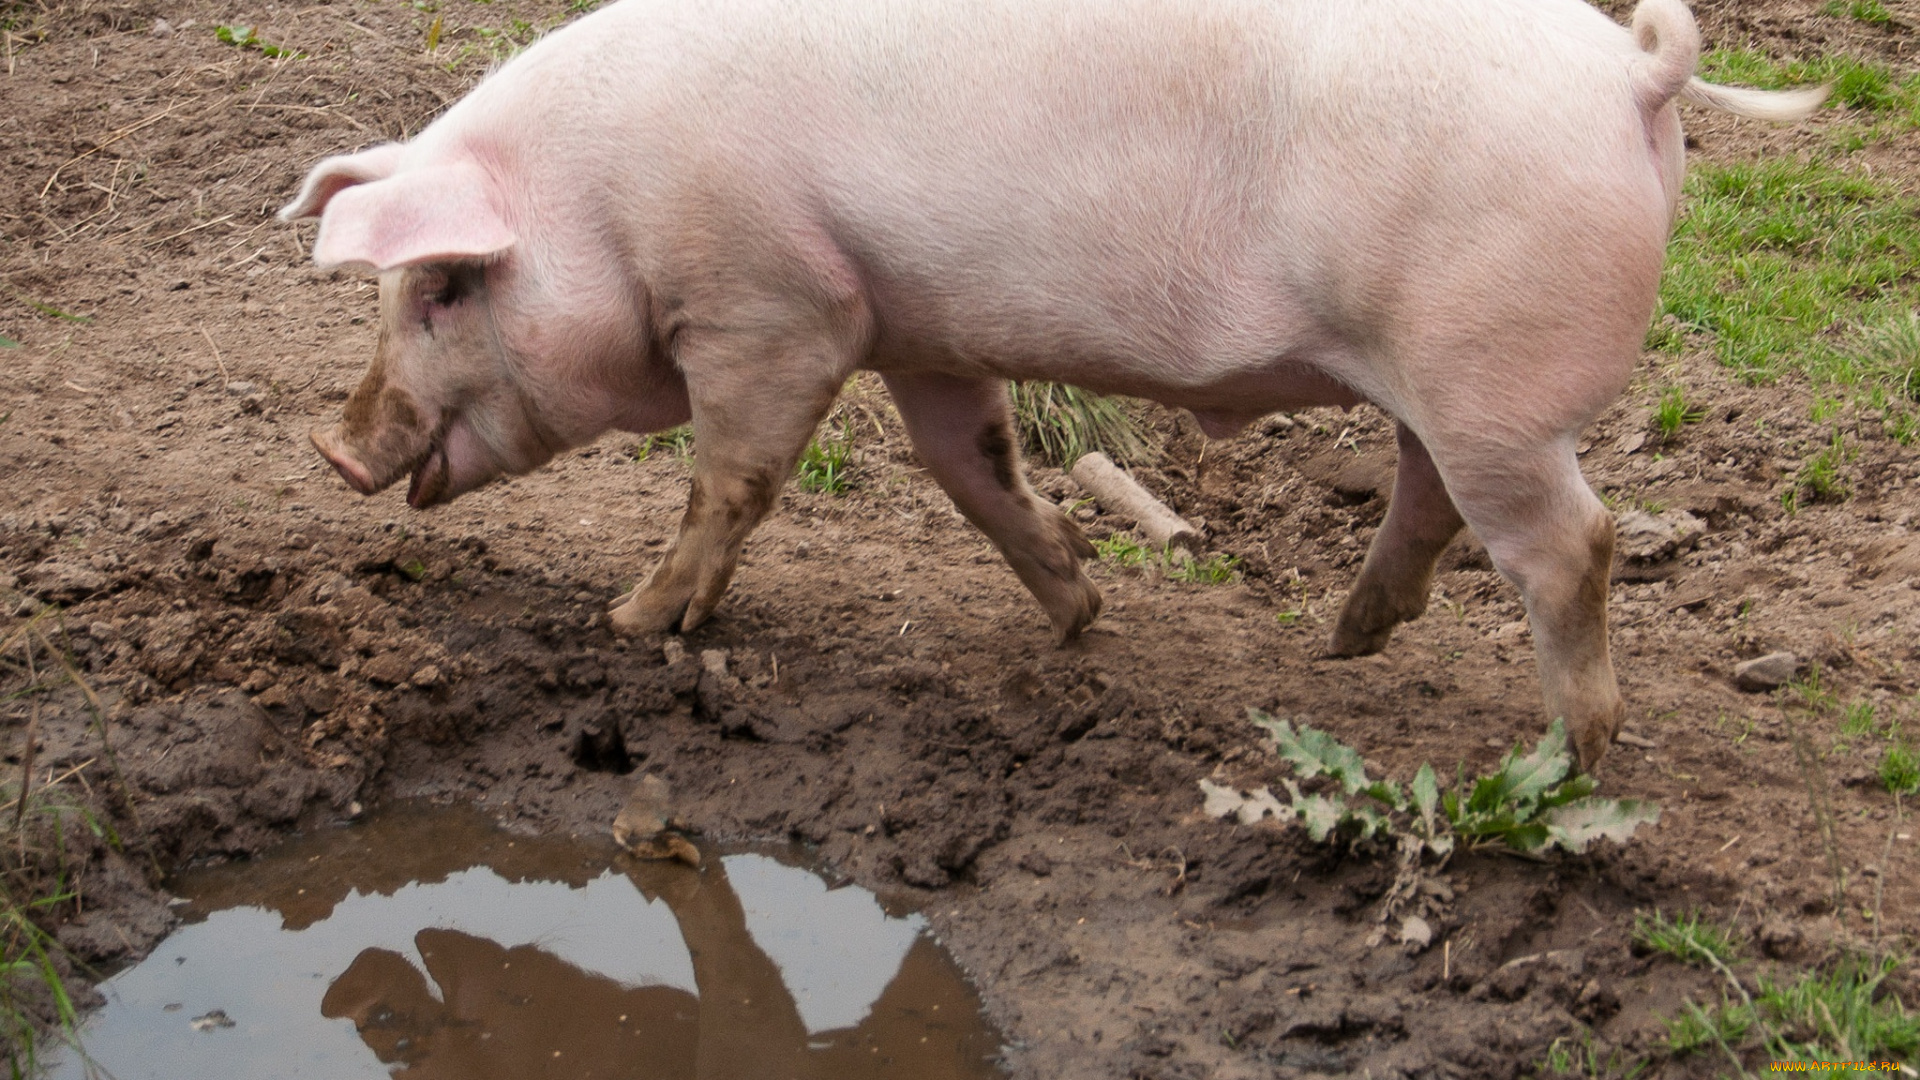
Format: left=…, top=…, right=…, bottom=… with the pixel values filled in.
left=283, top=0, right=1822, bottom=768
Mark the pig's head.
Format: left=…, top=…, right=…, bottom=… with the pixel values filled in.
left=280, top=145, right=556, bottom=508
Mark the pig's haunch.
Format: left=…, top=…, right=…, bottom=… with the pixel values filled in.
left=282, top=0, right=1824, bottom=770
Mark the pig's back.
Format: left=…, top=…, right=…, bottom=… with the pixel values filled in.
left=465, top=0, right=1673, bottom=391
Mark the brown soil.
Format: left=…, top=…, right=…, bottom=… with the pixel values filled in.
left=3, top=1, right=1917, bottom=1076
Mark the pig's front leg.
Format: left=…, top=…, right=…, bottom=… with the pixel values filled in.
left=1328, top=422, right=1466, bottom=656
left=609, top=325, right=850, bottom=636
left=881, top=372, right=1101, bottom=641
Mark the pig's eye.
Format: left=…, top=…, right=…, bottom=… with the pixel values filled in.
left=425, top=265, right=481, bottom=308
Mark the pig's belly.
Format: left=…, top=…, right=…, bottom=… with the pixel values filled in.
left=864, top=321, right=1368, bottom=439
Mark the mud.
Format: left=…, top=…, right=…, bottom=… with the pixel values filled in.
left=2, top=1, right=1918, bottom=1077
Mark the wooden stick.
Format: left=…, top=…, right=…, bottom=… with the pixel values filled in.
left=1070, top=452, right=1201, bottom=554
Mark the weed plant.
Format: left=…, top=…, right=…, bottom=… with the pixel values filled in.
left=1205, top=714, right=1657, bottom=855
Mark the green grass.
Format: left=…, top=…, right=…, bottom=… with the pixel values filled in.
left=1856, top=313, right=1920, bottom=403
left=1092, top=533, right=1154, bottom=567
left=1840, top=699, right=1879, bottom=740
left=1, top=614, right=134, bottom=1075
left=629, top=425, right=693, bottom=463
left=1633, top=909, right=1743, bottom=968
left=1824, top=0, right=1894, bottom=24
left=1656, top=158, right=1920, bottom=387
left=1782, top=429, right=1856, bottom=513
left=1537, top=1031, right=1649, bottom=1078
left=796, top=423, right=855, bottom=495
left=1168, top=552, right=1240, bottom=585
left=1880, top=741, right=1920, bottom=796
left=1093, top=534, right=1239, bottom=584
left=1661, top=954, right=1920, bottom=1068
left=1653, top=384, right=1707, bottom=441
left=1760, top=956, right=1920, bottom=1064
left=1663, top=996, right=1757, bottom=1056
left=1009, top=382, right=1152, bottom=468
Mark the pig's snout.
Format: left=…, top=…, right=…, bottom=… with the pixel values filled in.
left=311, top=426, right=379, bottom=494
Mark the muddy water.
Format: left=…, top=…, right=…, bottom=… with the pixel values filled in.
left=51, top=803, right=1004, bottom=1079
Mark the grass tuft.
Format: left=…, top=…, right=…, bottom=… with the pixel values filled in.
left=1167, top=552, right=1240, bottom=585
left=1782, top=429, right=1855, bottom=513
left=1009, top=382, right=1153, bottom=468
left=1879, top=741, right=1920, bottom=796
left=796, top=421, right=856, bottom=495
left=1633, top=909, right=1743, bottom=968
left=1654, top=384, right=1707, bottom=441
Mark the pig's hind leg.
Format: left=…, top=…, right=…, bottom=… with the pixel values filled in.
left=1426, top=433, right=1623, bottom=770
left=608, top=323, right=854, bottom=637
left=881, top=372, right=1102, bottom=642
left=1328, top=421, right=1466, bottom=657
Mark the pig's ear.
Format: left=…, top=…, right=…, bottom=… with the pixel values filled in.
left=278, top=144, right=409, bottom=222
left=306, top=162, right=517, bottom=272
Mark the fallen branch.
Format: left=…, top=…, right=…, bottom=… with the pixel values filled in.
left=1070, top=451, right=1200, bottom=554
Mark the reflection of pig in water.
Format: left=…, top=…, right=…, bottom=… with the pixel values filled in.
left=319, top=858, right=992, bottom=1080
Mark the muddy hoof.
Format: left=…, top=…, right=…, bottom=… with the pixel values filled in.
left=1326, top=621, right=1394, bottom=658
left=608, top=589, right=689, bottom=636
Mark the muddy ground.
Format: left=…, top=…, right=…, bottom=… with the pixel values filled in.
left=3, top=0, right=1918, bottom=1076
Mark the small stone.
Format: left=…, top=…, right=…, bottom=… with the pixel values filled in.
left=1616, top=509, right=1706, bottom=562
left=1734, top=651, right=1800, bottom=692
left=1399, top=915, right=1433, bottom=949
left=150, top=17, right=173, bottom=37
left=410, top=664, right=443, bottom=688
left=224, top=380, right=256, bottom=395
left=283, top=533, right=311, bottom=551
left=362, top=653, right=413, bottom=686
left=661, top=639, right=688, bottom=667
left=1614, top=431, right=1646, bottom=455
left=700, top=649, right=731, bottom=681
left=1615, top=731, right=1657, bottom=750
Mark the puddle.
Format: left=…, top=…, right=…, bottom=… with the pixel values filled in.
left=49, top=803, right=1005, bottom=1079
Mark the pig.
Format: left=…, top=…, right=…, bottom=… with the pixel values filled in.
left=281, top=0, right=1824, bottom=769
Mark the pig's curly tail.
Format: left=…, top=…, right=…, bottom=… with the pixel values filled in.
left=1631, top=0, right=1829, bottom=121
